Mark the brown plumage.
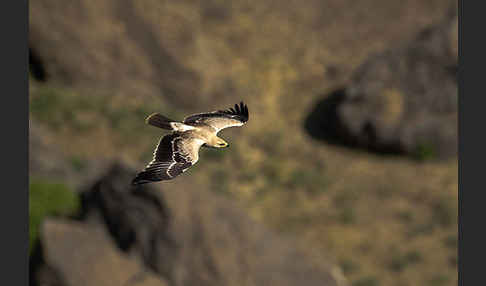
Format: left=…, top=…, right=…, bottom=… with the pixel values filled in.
left=132, top=102, right=249, bottom=185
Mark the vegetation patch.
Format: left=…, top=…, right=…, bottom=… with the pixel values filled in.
left=388, top=250, right=423, bottom=272
left=340, top=258, right=360, bottom=275
left=428, top=274, right=450, bottom=286
left=413, top=142, right=437, bottom=161
left=338, top=207, right=357, bottom=225
left=29, top=85, right=181, bottom=146
left=29, top=178, right=80, bottom=254
left=69, top=156, right=87, bottom=172
left=286, top=169, right=328, bottom=194
left=353, top=276, right=380, bottom=286
left=431, top=197, right=457, bottom=227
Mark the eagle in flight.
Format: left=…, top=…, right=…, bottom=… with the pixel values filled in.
left=132, top=102, right=249, bottom=185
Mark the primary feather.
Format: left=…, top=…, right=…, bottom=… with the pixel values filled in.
left=183, top=101, right=249, bottom=133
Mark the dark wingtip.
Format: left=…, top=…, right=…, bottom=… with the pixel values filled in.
left=241, top=101, right=248, bottom=120
left=131, top=177, right=143, bottom=185
left=240, top=101, right=249, bottom=122
left=222, top=101, right=249, bottom=122
left=132, top=172, right=155, bottom=185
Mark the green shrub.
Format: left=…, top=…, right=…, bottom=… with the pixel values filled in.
left=69, top=156, right=87, bottom=172
left=353, top=276, right=379, bottom=286
left=29, top=179, right=80, bottom=254
left=29, top=88, right=65, bottom=129
left=286, top=169, right=328, bottom=194
left=388, top=250, right=422, bottom=272
left=340, top=258, right=360, bottom=275
left=413, top=142, right=437, bottom=161
left=339, top=207, right=356, bottom=225
left=432, top=197, right=457, bottom=227
left=429, top=274, right=450, bottom=286
left=29, top=87, right=97, bottom=131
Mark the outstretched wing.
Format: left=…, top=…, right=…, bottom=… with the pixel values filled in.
left=183, top=101, right=249, bottom=133
left=132, top=133, right=205, bottom=185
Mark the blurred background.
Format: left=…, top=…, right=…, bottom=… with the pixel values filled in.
left=29, top=0, right=458, bottom=286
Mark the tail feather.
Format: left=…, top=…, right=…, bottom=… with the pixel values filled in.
left=145, top=113, right=176, bottom=130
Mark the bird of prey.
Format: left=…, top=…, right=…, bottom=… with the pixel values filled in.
left=132, top=102, right=249, bottom=185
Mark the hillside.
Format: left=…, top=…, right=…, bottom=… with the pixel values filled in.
left=29, top=1, right=457, bottom=285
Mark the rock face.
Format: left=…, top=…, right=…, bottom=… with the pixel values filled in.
left=29, top=0, right=453, bottom=110
left=32, top=163, right=341, bottom=286
left=80, top=164, right=177, bottom=282
left=29, top=0, right=201, bottom=108
left=32, top=219, right=168, bottom=286
left=306, top=14, right=457, bottom=159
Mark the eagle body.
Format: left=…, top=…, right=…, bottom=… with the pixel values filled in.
left=132, top=102, right=249, bottom=185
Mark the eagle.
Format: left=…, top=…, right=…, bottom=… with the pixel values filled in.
left=132, top=101, right=249, bottom=185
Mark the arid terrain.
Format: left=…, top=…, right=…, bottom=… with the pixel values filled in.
left=29, top=1, right=457, bottom=285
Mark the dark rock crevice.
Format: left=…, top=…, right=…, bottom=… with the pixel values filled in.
left=79, top=163, right=178, bottom=283
left=304, top=89, right=405, bottom=156
left=30, top=240, right=68, bottom=286
left=29, top=47, right=47, bottom=82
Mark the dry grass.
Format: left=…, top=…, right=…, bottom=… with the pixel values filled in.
left=29, top=0, right=456, bottom=284
left=30, top=75, right=457, bottom=286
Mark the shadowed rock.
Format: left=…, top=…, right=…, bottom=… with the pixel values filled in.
left=76, top=163, right=342, bottom=286
left=30, top=163, right=343, bottom=286
left=305, top=14, right=457, bottom=159
left=304, top=88, right=403, bottom=154
left=80, top=164, right=177, bottom=282
left=29, top=48, right=47, bottom=82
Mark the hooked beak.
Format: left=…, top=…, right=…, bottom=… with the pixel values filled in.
left=219, top=142, right=229, bottom=148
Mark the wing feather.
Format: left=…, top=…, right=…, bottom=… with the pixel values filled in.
left=183, top=101, right=249, bottom=133
left=132, top=133, right=204, bottom=185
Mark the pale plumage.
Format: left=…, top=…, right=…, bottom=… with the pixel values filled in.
left=132, top=102, right=249, bottom=185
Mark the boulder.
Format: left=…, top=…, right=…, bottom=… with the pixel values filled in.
left=306, top=14, right=457, bottom=159
left=31, top=219, right=168, bottom=286
left=79, top=163, right=341, bottom=286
